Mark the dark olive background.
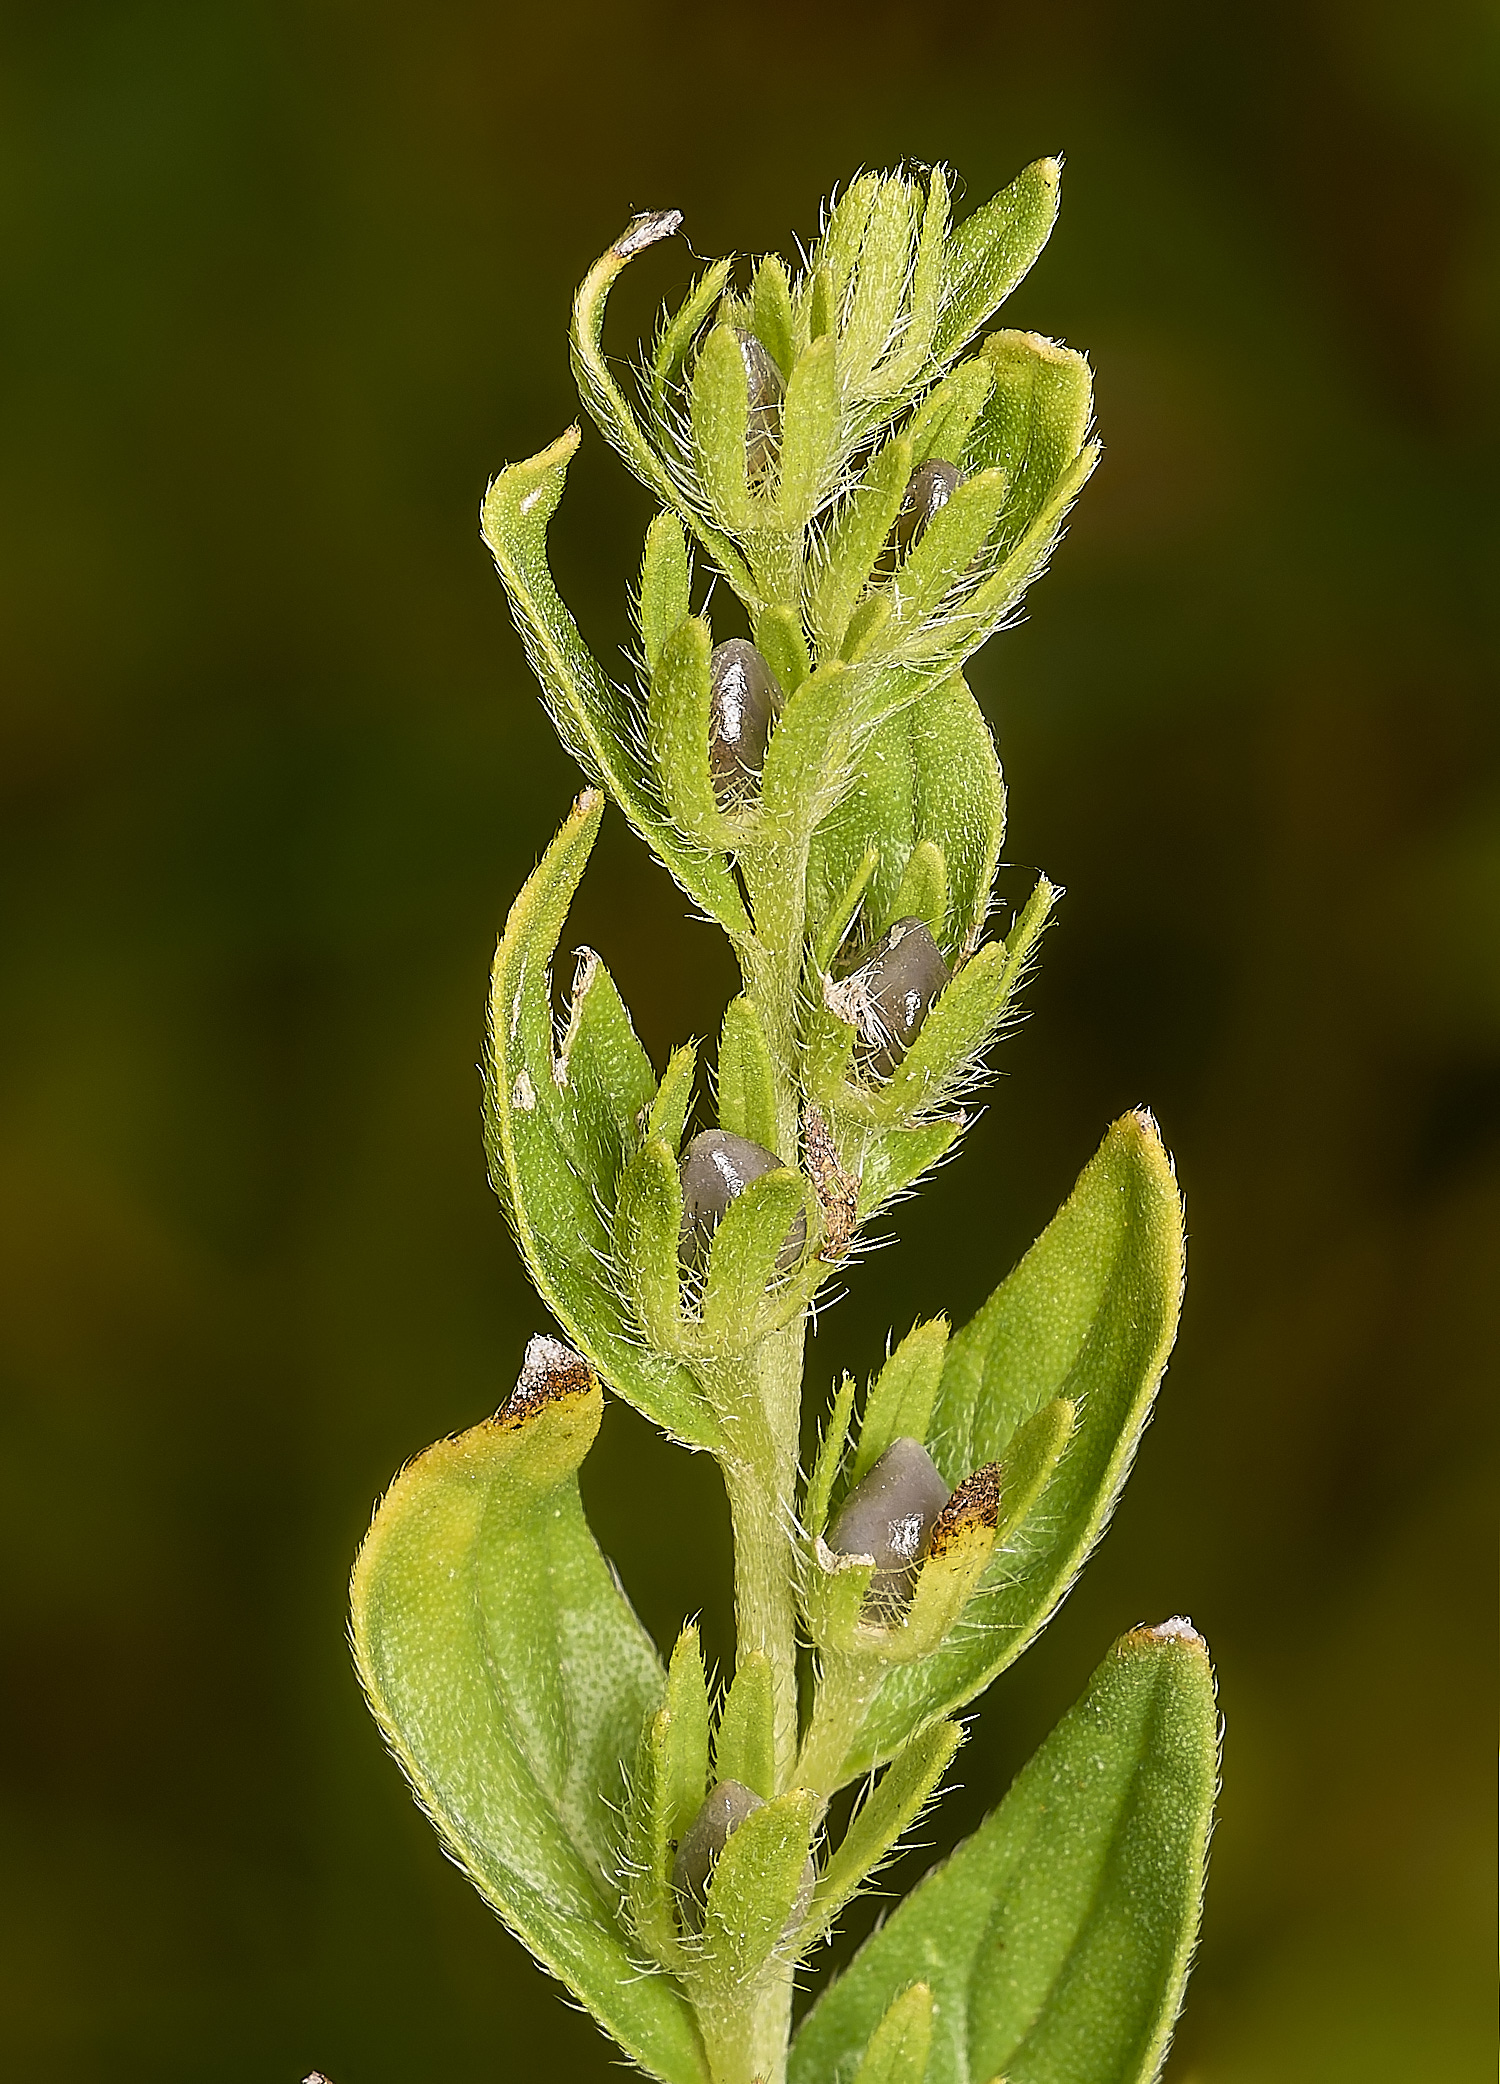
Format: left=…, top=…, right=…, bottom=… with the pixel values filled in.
left=2, top=1, right=1495, bottom=2079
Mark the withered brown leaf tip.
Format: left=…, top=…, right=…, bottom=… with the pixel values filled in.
left=926, top=1460, right=1002, bottom=1554
left=495, top=1333, right=597, bottom=1428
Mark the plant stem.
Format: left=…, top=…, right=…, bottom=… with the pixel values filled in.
left=717, top=1319, right=805, bottom=1788
left=795, top=1650, right=882, bottom=1798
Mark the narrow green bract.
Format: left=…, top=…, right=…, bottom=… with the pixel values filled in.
left=353, top=157, right=1216, bottom=2084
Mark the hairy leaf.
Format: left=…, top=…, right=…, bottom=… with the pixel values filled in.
left=353, top=1370, right=708, bottom=2084
left=790, top=1624, right=1217, bottom=2084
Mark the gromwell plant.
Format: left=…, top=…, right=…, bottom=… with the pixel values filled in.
left=351, top=158, right=1218, bottom=2084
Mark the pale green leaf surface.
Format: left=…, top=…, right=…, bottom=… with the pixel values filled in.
left=484, top=792, right=715, bottom=1445
left=854, top=1320, right=950, bottom=1482
left=854, top=1111, right=1185, bottom=1765
left=714, top=1652, right=777, bottom=1801
left=481, top=433, right=746, bottom=935
left=352, top=1384, right=708, bottom=2084
left=810, top=1721, right=961, bottom=1933
left=850, top=1984, right=934, bottom=2084
left=790, top=1626, right=1217, bottom=2084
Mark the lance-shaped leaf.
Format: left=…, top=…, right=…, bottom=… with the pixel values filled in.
left=692, top=323, right=754, bottom=530
left=808, top=435, right=914, bottom=661
left=892, top=468, right=1010, bottom=630
left=652, top=255, right=734, bottom=421
left=647, top=1040, right=700, bottom=1153
left=696, top=1787, right=819, bottom=1991
left=571, top=217, right=756, bottom=597
left=910, top=676, right=1005, bottom=951
left=852, top=879, right=1057, bottom=1127
left=352, top=1351, right=709, bottom=2084
left=850, top=1984, right=934, bottom=2084
left=699, top=1167, right=811, bottom=1350
left=650, top=614, right=731, bottom=846
left=484, top=793, right=717, bottom=1446
left=905, top=357, right=994, bottom=468
left=714, top=1652, right=776, bottom=1801
left=778, top=334, right=841, bottom=525
left=887, top=840, right=948, bottom=942
left=555, top=946, right=656, bottom=1190
left=616, top=1135, right=688, bottom=1352
left=969, top=329, right=1094, bottom=551
left=854, top=1111, right=1185, bottom=1766
left=481, top=432, right=747, bottom=937
left=789, top=1623, right=1218, bottom=2084
left=933, top=158, right=1060, bottom=360
left=638, top=511, right=692, bottom=677
left=717, top=996, right=780, bottom=1153
left=808, top=1720, right=961, bottom=1937
left=855, top=1117, right=965, bottom=1219
left=804, top=1373, right=857, bottom=1541
left=625, top=1622, right=711, bottom=1967
left=853, top=1319, right=950, bottom=1483
left=841, top=179, right=915, bottom=395
left=751, top=253, right=797, bottom=377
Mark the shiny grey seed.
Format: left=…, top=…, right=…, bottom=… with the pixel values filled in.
left=672, top=1779, right=816, bottom=1935
left=678, top=1128, right=808, bottom=1272
left=735, top=328, right=784, bottom=483
left=848, top=917, right=951, bottom=1079
left=827, top=1435, right=951, bottom=1606
left=708, top=639, right=782, bottom=806
left=896, top=458, right=962, bottom=554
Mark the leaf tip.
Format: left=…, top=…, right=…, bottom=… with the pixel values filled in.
left=614, top=208, right=683, bottom=259
left=927, top=1459, right=1001, bottom=1554
left=494, top=1332, right=600, bottom=1430
left=1132, top=1613, right=1208, bottom=1654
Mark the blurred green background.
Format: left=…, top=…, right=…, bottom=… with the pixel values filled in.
left=2, top=1, right=1496, bottom=2079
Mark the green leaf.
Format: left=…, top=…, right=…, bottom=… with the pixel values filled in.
left=790, top=1623, right=1218, bottom=2084
left=616, top=1135, right=688, bottom=1351
left=625, top=1622, right=712, bottom=1968
left=934, top=158, right=1060, bottom=359
left=638, top=512, right=692, bottom=677
left=804, top=1373, right=857, bottom=1539
left=650, top=614, right=730, bottom=845
left=804, top=704, right=915, bottom=940
left=842, top=179, right=914, bottom=392
left=778, top=334, right=841, bottom=525
left=571, top=222, right=756, bottom=599
left=755, top=601, right=812, bottom=694
left=850, top=1984, right=934, bottom=2084
left=758, top=660, right=856, bottom=835
left=861, top=879, right=1057, bottom=1125
left=698, top=1787, right=819, bottom=1988
left=970, top=329, right=1094, bottom=551
left=700, top=1167, right=809, bottom=1347
left=886, top=839, right=948, bottom=941
left=751, top=253, right=797, bottom=377
left=484, top=793, right=715, bottom=1446
left=352, top=1365, right=709, bottom=2084
left=810, top=1721, right=961, bottom=1935
left=651, top=255, right=734, bottom=418
left=892, top=467, right=1010, bottom=628
left=717, top=997, right=780, bottom=1152
left=481, top=432, right=747, bottom=937
left=904, top=357, right=994, bottom=468
left=648, top=1041, right=700, bottom=1153
left=808, top=435, right=913, bottom=660
left=855, top=1117, right=965, bottom=1218
left=692, top=322, right=753, bottom=528
left=555, top=946, right=656, bottom=1191
left=855, top=1111, right=1186, bottom=1765
left=714, top=1652, right=776, bottom=1800
left=853, top=1319, right=950, bottom=1483
left=910, top=676, right=1004, bottom=950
